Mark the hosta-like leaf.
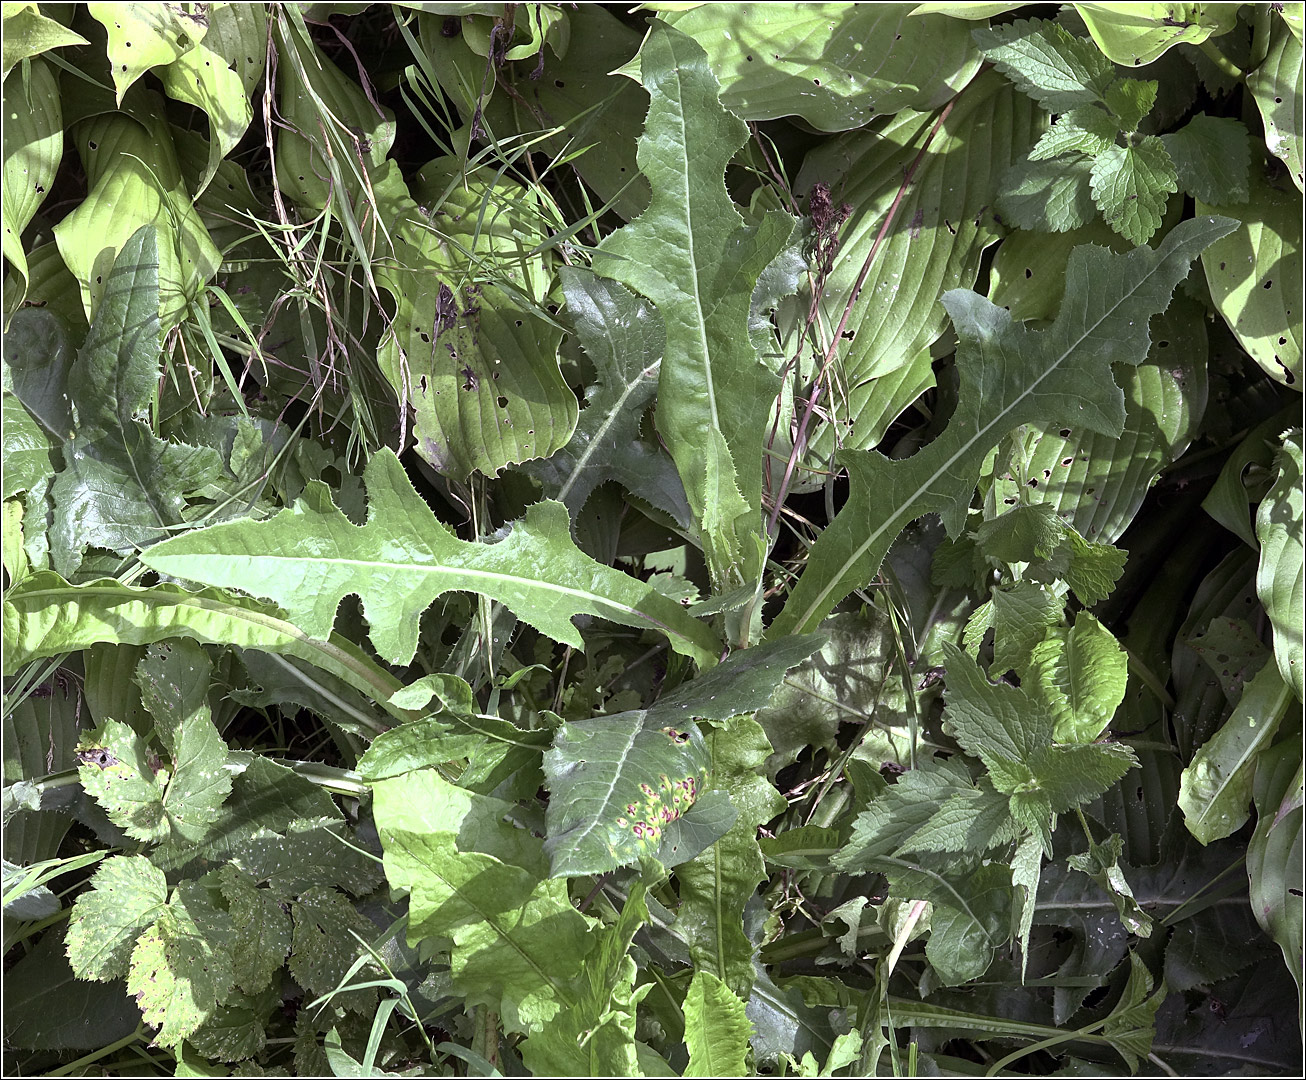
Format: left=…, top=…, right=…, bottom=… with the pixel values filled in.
left=792, top=71, right=1041, bottom=462
left=87, top=2, right=208, bottom=103
left=684, top=970, right=752, bottom=1077
left=770, top=216, right=1236, bottom=638
left=1, top=394, right=53, bottom=500
left=1074, top=2, right=1240, bottom=65
left=1246, top=741, right=1304, bottom=1002
left=141, top=448, right=717, bottom=667
left=661, top=4, right=980, bottom=130
left=1247, top=18, right=1303, bottom=192
left=2, top=57, right=62, bottom=300
left=592, top=23, right=796, bottom=589
left=1199, top=150, right=1302, bottom=389
left=1256, top=428, right=1304, bottom=700
left=2, top=572, right=409, bottom=727
left=1, top=5, right=88, bottom=78
left=65, top=854, right=167, bottom=982
left=1179, top=662, right=1294, bottom=844
left=1028, top=612, right=1128, bottom=743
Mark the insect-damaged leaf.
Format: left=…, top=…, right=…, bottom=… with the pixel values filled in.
left=141, top=448, right=719, bottom=668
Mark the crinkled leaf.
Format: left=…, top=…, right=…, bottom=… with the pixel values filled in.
left=1028, top=107, right=1118, bottom=160
left=1248, top=19, right=1304, bottom=191
left=997, top=155, right=1097, bottom=233
left=2, top=57, right=62, bottom=299
left=1075, top=3, right=1240, bottom=65
left=972, top=17, right=1116, bottom=112
left=662, top=4, right=980, bottom=130
left=1090, top=137, right=1178, bottom=245
left=939, top=642, right=1052, bottom=765
left=48, top=226, right=222, bottom=576
left=1255, top=428, right=1304, bottom=700
left=141, top=448, right=718, bottom=667
left=1025, top=743, right=1139, bottom=812
left=684, top=970, right=752, bottom=1077
left=65, top=854, right=167, bottom=981
left=1198, top=157, right=1302, bottom=389
left=1067, top=832, right=1152, bottom=938
left=770, top=216, right=1235, bottom=637
left=1028, top=612, right=1128, bottom=743
left=1103, top=77, right=1158, bottom=133
left=288, top=886, right=377, bottom=1009
left=127, top=878, right=237, bottom=1048
left=990, top=581, right=1063, bottom=678
left=1179, top=661, right=1293, bottom=843
left=592, top=23, right=796, bottom=588
left=1160, top=113, right=1251, bottom=204
left=216, top=866, right=292, bottom=996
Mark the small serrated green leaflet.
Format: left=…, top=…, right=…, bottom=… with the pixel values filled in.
left=1027, top=108, right=1119, bottom=161
left=770, top=216, right=1236, bottom=638
left=1066, top=833, right=1152, bottom=937
left=216, top=866, right=292, bottom=996
left=684, top=970, right=752, bottom=1077
left=997, top=155, right=1097, bottom=232
left=127, top=878, right=237, bottom=1048
left=1025, top=743, right=1139, bottom=812
left=1029, top=612, right=1128, bottom=743
left=940, top=642, right=1052, bottom=765
left=991, top=581, right=1063, bottom=678
left=288, top=886, right=377, bottom=1007
left=1102, top=78, right=1158, bottom=133
left=972, top=18, right=1116, bottom=112
left=1160, top=114, right=1251, bottom=204
left=141, top=448, right=718, bottom=668
left=65, top=855, right=167, bottom=982
left=1090, top=137, right=1177, bottom=245
left=1255, top=429, right=1304, bottom=701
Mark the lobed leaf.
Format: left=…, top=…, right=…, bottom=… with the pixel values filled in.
left=65, top=854, right=167, bottom=982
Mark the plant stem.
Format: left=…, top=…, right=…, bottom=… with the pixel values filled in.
left=1199, top=38, right=1245, bottom=81
left=44, top=1026, right=145, bottom=1077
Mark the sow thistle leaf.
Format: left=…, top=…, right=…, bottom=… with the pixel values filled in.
left=592, top=23, right=797, bottom=589
left=684, top=970, right=752, bottom=1078
left=65, top=855, right=167, bottom=982
left=141, top=448, right=718, bottom=668
left=770, top=215, right=1236, bottom=638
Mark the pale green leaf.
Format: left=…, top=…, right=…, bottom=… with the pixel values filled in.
left=592, top=23, right=795, bottom=588
left=65, top=854, right=167, bottom=981
left=770, top=216, right=1235, bottom=637
left=87, top=2, right=208, bottom=103
left=972, top=17, right=1116, bottom=112
left=1090, top=137, right=1177, bottom=245
left=991, top=581, right=1063, bottom=678
left=1027, top=107, right=1118, bottom=160
left=1026, top=743, right=1138, bottom=811
left=141, top=448, right=718, bottom=668
left=127, top=878, right=237, bottom=1048
left=1102, top=77, right=1158, bottom=133
left=684, top=970, right=752, bottom=1077
left=1074, top=3, right=1240, bottom=65
left=887, top=860, right=1011, bottom=986
left=997, top=155, right=1097, bottom=233
left=1160, top=113, right=1251, bottom=204
left=1, top=394, right=53, bottom=499
left=2, top=57, right=61, bottom=299
left=1255, top=429, right=1304, bottom=701
left=1011, top=831, right=1043, bottom=979
left=661, top=4, right=981, bottom=130
left=216, top=866, right=292, bottom=996
left=1247, top=741, right=1304, bottom=1002
left=1179, top=662, right=1294, bottom=843
left=1029, top=612, right=1128, bottom=743
left=1198, top=157, right=1303, bottom=388
left=939, top=642, right=1052, bottom=765
left=1, top=5, right=88, bottom=78
left=1248, top=19, right=1304, bottom=192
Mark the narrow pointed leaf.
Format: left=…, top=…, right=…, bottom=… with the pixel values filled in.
left=1255, top=428, right=1304, bottom=701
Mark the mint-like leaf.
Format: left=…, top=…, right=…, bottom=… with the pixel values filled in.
left=972, top=18, right=1115, bottom=112
left=1028, top=108, right=1118, bottom=161
left=1161, top=114, right=1251, bottom=204
left=998, top=156, right=1097, bottom=232
left=1090, top=138, right=1178, bottom=244
left=1103, top=78, right=1159, bottom=132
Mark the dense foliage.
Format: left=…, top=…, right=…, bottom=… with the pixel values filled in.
left=2, top=2, right=1302, bottom=1076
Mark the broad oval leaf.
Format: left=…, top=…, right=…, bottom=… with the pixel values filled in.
left=1, top=5, right=89, bottom=79
left=87, top=2, right=209, bottom=103
left=140, top=448, right=719, bottom=668
left=1255, top=428, right=1304, bottom=701
left=1246, top=17, right=1303, bottom=192
left=1246, top=741, right=1304, bottom=1000
left=1073, top=2, right=1240, bottom=65
left=2, top=57, right=62, bottom=300
left=660, top=4, right=981, bottom=130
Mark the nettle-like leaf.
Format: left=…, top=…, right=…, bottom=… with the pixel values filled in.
left=65, top=854, right=167, bottom=981
left=216, top=866, right=292, bottom=996
left=1, top=394, right=54, bottom=500
left=47, top=226, right=222, bottom=577
left=770, top=216, right=1236, bottom=638
left=971, top=18, right=1116, bottom=113
left=1256, top=428, right=1304, bottom=700
left=1089, top=137, right=1178, bottom=245
left=1160, top=113, right=1251, bottom=204
left=996, top=155, right=1097, bottom=233
left=591, top=22, right=796, bottom=589
left=288, top=886, right=378, bottom=1010
left=543, top=634, right=822, bottom=876
left=141, top=448, right=718, bottom=668
left=661, top=5, right=980, bottom=130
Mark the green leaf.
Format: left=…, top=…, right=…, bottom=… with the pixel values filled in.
left=1, top=5, right=88, bottom=78
left=1028, top=612, right=1128, bottom=743
left=1024, top=743, right=1139, bottom=812
left=1160, top=113, right=1251, bottom=204
left=591, top=22, right=796, bottom=588
left=661, top=5, right=981, bottom=130
left=1247, top=18, right=1304, bottom=191
left=2, top=57, right=62, bottom=300
left=157, top=3, right=266, bottom=195
left=997, top=155, right=1097, bottom=233
left=127, top=878, right=237, bottom=1048
left=2, top=572, right=410, bottom=727
left=140, top=448, right=718, bottom=668
left=1099, top=950, right=1165, bottom=1072
left=1, top=394, right=53, bottom=499
left=288, top=886, right=377, bottom=1008
left=1089, top=137, right=1177, bottom=245
left=990, top=581, right=1063, bottom=678
left=684, top=970, right=752, bottom=1077
left=972, top=18, right=1116, bottom=112
left=1198, top=156, right=1303, bottom=388
left=889, top=859, right=1012, bottom=986
left=1202, top=409, right=1292, bottom=549
left=524, top=267, right=689, bottom=526
left=770, top=216, right=1235, bottom=637
left=1179, top=661, right=1294, bottom=843
left=87, top=2, right=208, bottom=103
left=1074, top=2, right=1240, bottom=65
left=47, top=226, right=222, bottom=577
left=216, top=866, right=292, bottom=996
left=940, top=642, right=1052, bottom=765
left=1066, top=832, right=1152, bottom=937
left=1246, top=741, right=1304, bottom=1003
left=1102, top=77, right=1158, bottom=133
left=1027, top=107, right=1119, bottom=160
left=65, top=854, right=167, bottom=981
left=1255, top=428, right=1304, bottom=700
